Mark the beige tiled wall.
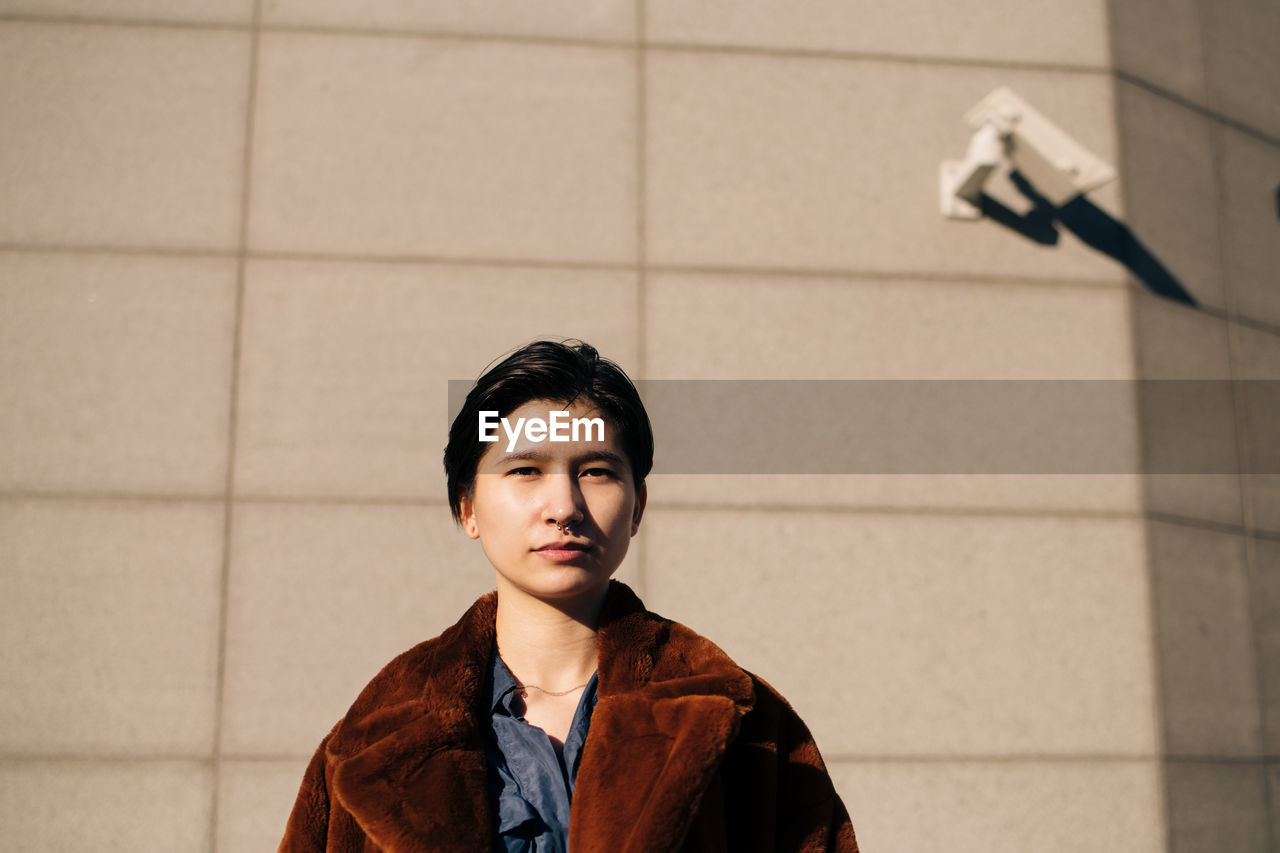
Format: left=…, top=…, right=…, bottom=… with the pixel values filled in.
left=645, top=511, right=1156, bottom=759
left=1221, top=129, right=1280, bottom=330
left=1112, top=83, right=1223, bottom=310
left=220, top=502, right=497, bottom=755
left=3, top=2, right=1274, bottom=851
left=1148, top=522, right=1261, bottom=757
left=0, top=0, right=252, bottom=24
left=1112, top=0, right=1280, bottom=848
left=645, top=0, right=1111, bottom=66
left=215, top=759, right=313, bottom=853
left=235, top=260, right=638, bottom=500
left=1198, top=0, right=1280, bottom=140
left=248, top=34, right=637, bottom=263
left=0, top=23, right=249, bottom=249
left=645, top=272, right=1134, bottom=380
left=259, top=0, right=636, bottom=41
left=1, top=501, right=224, bottom=755
left=645, top=54, right=1122, bottom=279
left=0, top=761, right=215, bottom=850
left=832, top=760, right=1164, bottom=853
left=0, top=253, right=237, bottom=494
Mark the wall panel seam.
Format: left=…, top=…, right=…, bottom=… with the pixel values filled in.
left=207, top=0, right=262, bottom=849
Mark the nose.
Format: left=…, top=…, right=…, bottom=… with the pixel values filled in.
left=543, top=471, right=584, bottom=528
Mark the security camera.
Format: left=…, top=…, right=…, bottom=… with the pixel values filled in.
left=941, top=86, right=1116, bottom=219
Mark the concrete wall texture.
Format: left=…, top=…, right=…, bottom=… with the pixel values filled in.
left=0, top=1, right=1276, bottom=851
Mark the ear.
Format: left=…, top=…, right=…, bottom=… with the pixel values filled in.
left=458, top=494, right=481, bottom=540
left=630, top=482, right=647, bottom=536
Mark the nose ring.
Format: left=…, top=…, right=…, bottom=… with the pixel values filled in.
left=556, top=521, right=573, bottom=534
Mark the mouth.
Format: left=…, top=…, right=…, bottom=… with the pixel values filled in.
left=534, top=541, right=592, bottom=561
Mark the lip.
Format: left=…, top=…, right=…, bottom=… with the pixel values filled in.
left=534, top=541, right=592, bottom=562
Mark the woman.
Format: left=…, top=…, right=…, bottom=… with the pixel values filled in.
left=279, top=340, right=858, bottom=852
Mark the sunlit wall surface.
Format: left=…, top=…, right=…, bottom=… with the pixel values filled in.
left=1, top=2, right=1276, bottom=850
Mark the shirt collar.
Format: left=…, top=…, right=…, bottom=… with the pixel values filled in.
left=487, top=650, right=525, bottom=716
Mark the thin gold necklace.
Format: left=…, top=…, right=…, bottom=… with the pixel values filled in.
left=518, top=680, right=590, bottom=697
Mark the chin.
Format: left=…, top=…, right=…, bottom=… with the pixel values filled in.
left=501, top=567, right=615, bottom=602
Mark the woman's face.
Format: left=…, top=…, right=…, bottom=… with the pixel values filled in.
left=459, top=398, right=646, bottom=606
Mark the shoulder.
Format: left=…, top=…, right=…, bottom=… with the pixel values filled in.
left=734, top=671, right=825, bottom=761
left=600, top=582, right=820, bottom=724
left=597, top=583, right=756, bottom=712
left=644, top=622, right=856, bottom=850
left=322, top=590, right=498, bottom=760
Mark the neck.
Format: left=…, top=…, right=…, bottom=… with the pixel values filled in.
left=493, top=581, right=607, bottom=690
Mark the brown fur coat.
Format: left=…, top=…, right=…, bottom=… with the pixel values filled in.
left=279, top=581, right=858, bottom=852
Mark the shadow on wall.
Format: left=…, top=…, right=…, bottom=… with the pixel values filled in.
left=980, top=170, right=1197, bottom=308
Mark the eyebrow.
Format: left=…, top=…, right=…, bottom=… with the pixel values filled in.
left=498, top=449, right=629, bottom=468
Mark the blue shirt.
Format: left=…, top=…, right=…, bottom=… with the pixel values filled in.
left=483, top=652, right=599, bottom=853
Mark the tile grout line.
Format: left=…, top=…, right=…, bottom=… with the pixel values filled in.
left=634, top=0, right=647, bottom=381
left=1194, top=0, right=1274, bottom=843
left=1112, top=69, right=1280, bottom=150
left=1192, top=1, right=1274, bottom=846
left=3, top=492, right=1280, bottom=539
left=0, top=251, right=1269, bottom=338
left=1244, top=501, right=1273, bottom=853
left=1106, top=19, right=1176, bottom=834
left=0, top=13, right=1131, bottom=77
left=0, top=491, right=227, bottom=503
left=1139, top=516, right=1174, bottom=853
left=0, top=243, right=240, bottom=259
left=0, top=12, right=248, bottom=33
left=1209, top=87, right=1276, bottom=853
left=0, top=754, right=220, bottom=765
left=0, top=493, right=1148, bottom=521
left=822, top=753, right=1280, bottom=766
left=640, top=40, right=1110, bottom=75
left=4, top=12, right=1278, bottom=145
left=1146, top=510, right=1280, bottom=544
left=2, top=240, right=1280, bottom=338
left=820, top=752, right=1171, bottom=764
left=7, top=243, right=1280, bottom=338
left=3, top=242, right=1280, bottom=339
left=207, top=3, right=262, bottom=850
left=0, top=242, right=1137, bottom=291
left=651, top=501, right=1150, bottom=521
left=634, top=0, right=648, bottom=599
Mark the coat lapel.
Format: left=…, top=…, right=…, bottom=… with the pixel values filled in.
left=322, top=582, right=754, bottom=853
left=571, top=585, right=755, bottom=853
left=327, top=593, right=498, bottom=852
left=571, top=691, right=741, bottom=852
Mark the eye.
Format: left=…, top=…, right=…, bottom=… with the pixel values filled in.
left=507, top=466, right=539, bottom=477
left=580, top=467, right=616, bottom=480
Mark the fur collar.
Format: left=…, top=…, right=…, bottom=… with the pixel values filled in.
left=323, top=581, right=755, bottom=852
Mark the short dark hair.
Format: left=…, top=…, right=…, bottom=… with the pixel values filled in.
left=444, top=340, right=653, bottom=523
